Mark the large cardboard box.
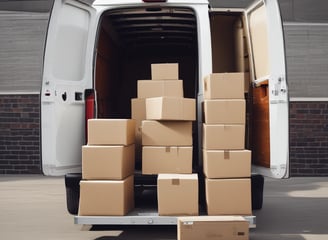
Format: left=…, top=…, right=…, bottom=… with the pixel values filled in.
left=203, top=124, right=245, bottom=150
left=158, top=174, right=198, bottom=216
left=203, top=99, right=245, bottom=124
left=137, top=80, right=183, bottom=98
left=206, top=178, right=251, bottom=215
left=79, top=176, right=134, bottom=216
left=203, top=150, right=251, bottom=178
left=82, top=145, right=135, bottom=180
left=88, top=119, right=135, bottom=145
left=151, top=63, right=179, bottom=80
left=142, top=146, right=192, bottom=174
left=142, top=120, right=192, bottom=146
left=203, top=73, right=245, bottom=99
left=131, top=98, right=146, bottom=162
left=146, top=97, right=196, bottom=121
left=178, top=216, right=249, bottom=240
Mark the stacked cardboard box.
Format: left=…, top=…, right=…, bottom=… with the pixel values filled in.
left=203, top=73, right=252, bottom=216
left=78, top=119, right=135, bottom=216
left=132, top=63, right=198, bottom=216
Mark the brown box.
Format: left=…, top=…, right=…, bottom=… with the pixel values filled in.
left=88, top=119, right=135, bottom=145
left=146, top=97, right=196, bottom=121
left=78, top=176, right=134, bottom=216
left=137, top=80, right=183, bottom=98
left=151, top=63, right=179, bottom=80
left=142, top=120, right=192, bottom=146
left=158, top=174, right=198, bottom=216
left=203, top=124, right=245, bottom=150
left=131, top=98, right=146, bottom=121
left=206, top=178, right=252, bottom=215
left=178, top=216, right=249, bottom=240
left=203, top=150, right=251, bottom=178
left=82, top=145, right=135, bottom=180
left=203, top=99, right=245, bottom=124
left=203, top=73, right=245, bottom=99
left=142, top=146, right=192, bottom=174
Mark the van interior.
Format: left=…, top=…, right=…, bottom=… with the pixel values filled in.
left=93, top=6, right=270, bottom=195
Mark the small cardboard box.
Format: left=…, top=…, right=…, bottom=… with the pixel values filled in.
left=131, top=98, right=146, bottom=121
left=88, top=119, right=135, bottom=145
left=158, top=174, right=198, bottom=216
left=178, top=216, right=249, bottom=240
left=203, top=73, right=245, bottom=99
left=137, top=80, right=183, bottom=98
left=203, top=99, right=245, bottom=124
left=203, top=124, right=245, bottom=150
left=203, top=150, right=251, bottom=178
left=82, top=145, right=135, bottom=180
left=151, top=63, right=179, bottom=80
left=206, top=178, right=252, bottom=215
left=142, top=146, right=192, bottom=174
left=146, top=97, right=196, bottom=121
left=142, top=120, right=192, bottom=146
left=79, top=176, right=134, bottom=216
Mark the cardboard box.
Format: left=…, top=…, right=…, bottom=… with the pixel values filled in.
left=88, top=119, right=135, bottom=145
left=142, top=120, right=192, bottom=146
left=151, top=63, right=179, bottom=80
left=203, top=73, right=245, bottom=99
left=203, top=99, right=245, bottom=124
left=203, top=124, right=245, bottom=150
left=131, top=98, right=146, bottom=121
left=206, top=178, right=252, bottom=215
left=158, top=174, right=198, bottom=216
left=79, top=176, right=134, bottom=216
left=142, top=146, right=192, bottom=174
left=178, top=216, right=249, bottom=240
left=203, top=150, right=251, bottom=178
left=82, top=145, right=135, bottom=180
left=146, top=97, right=196, bottom=121
left=137, top=80, right=183, bottom=98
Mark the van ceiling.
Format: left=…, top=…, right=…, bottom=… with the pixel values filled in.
left=103, top=7, right=197, bottom=48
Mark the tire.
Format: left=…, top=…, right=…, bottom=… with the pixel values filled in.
left=251, top=174, right=264, bottom=210
left=65, top=173, right=82, bottom=215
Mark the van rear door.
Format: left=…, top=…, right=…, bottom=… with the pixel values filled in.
left=41, top=0, right=96, bottom=175
left=209, top=0, right=289, bottom=178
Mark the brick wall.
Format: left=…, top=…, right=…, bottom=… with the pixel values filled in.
left=289, top=102, right=328, bottom=176
left=0, top=94, right=41, bottom=174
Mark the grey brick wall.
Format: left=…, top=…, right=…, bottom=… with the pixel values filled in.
left=0, top=94, right=41, bottom=174
left=289, top=102, right=328, bottom=176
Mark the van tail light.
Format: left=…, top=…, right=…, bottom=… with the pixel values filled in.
left=85, top=89, right=96, bottom=144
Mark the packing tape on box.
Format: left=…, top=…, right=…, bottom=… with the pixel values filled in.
left=165, top=146, right=171, bottom=152
left=172, top=179, right=180, bottom=185
left=224, top=150, right=230, bottom=159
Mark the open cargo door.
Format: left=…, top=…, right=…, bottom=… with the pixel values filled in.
left=41, top=0, right=96, bottom=175
left=245, top=0, right=289, bottom=178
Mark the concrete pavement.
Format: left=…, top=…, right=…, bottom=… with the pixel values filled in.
left=0, top=175, right=327, bottom=240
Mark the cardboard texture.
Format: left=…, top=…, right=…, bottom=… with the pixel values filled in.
left=88, top=119, right=135, bottom=145
left=206, top=178, right=252, bottom=215
left=142, top=146, right=192, bottom=174
left=137, top=80, right=183, bottom=98
left=142, top=120, right=192, bottom=146
left=78, top=176, right=134, bottom=216
left=203, top=73, right=245, bottom=99
left=203, top=150, right=251, bottom=178
left=131, top=98, right=146, bottom=162
left=151, top=63, right=179, bottom=80
left=158, top=174, right=199, bottom=216
left=203, top=99, right=245, bottom=124
left=203, top=124, right=245, bottom=150
left=178, top=216, right=249, bottom=240
left=82, top=145, right=135, bottom=180
left=146, top=97, right=196, bottom=121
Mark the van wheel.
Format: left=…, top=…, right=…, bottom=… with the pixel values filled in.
left=65, top=173, right=82, bottom=215
left=251, top=174, right=264, bottom=210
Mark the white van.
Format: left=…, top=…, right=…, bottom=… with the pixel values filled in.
left=41, top=0, right=289, bottom=225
